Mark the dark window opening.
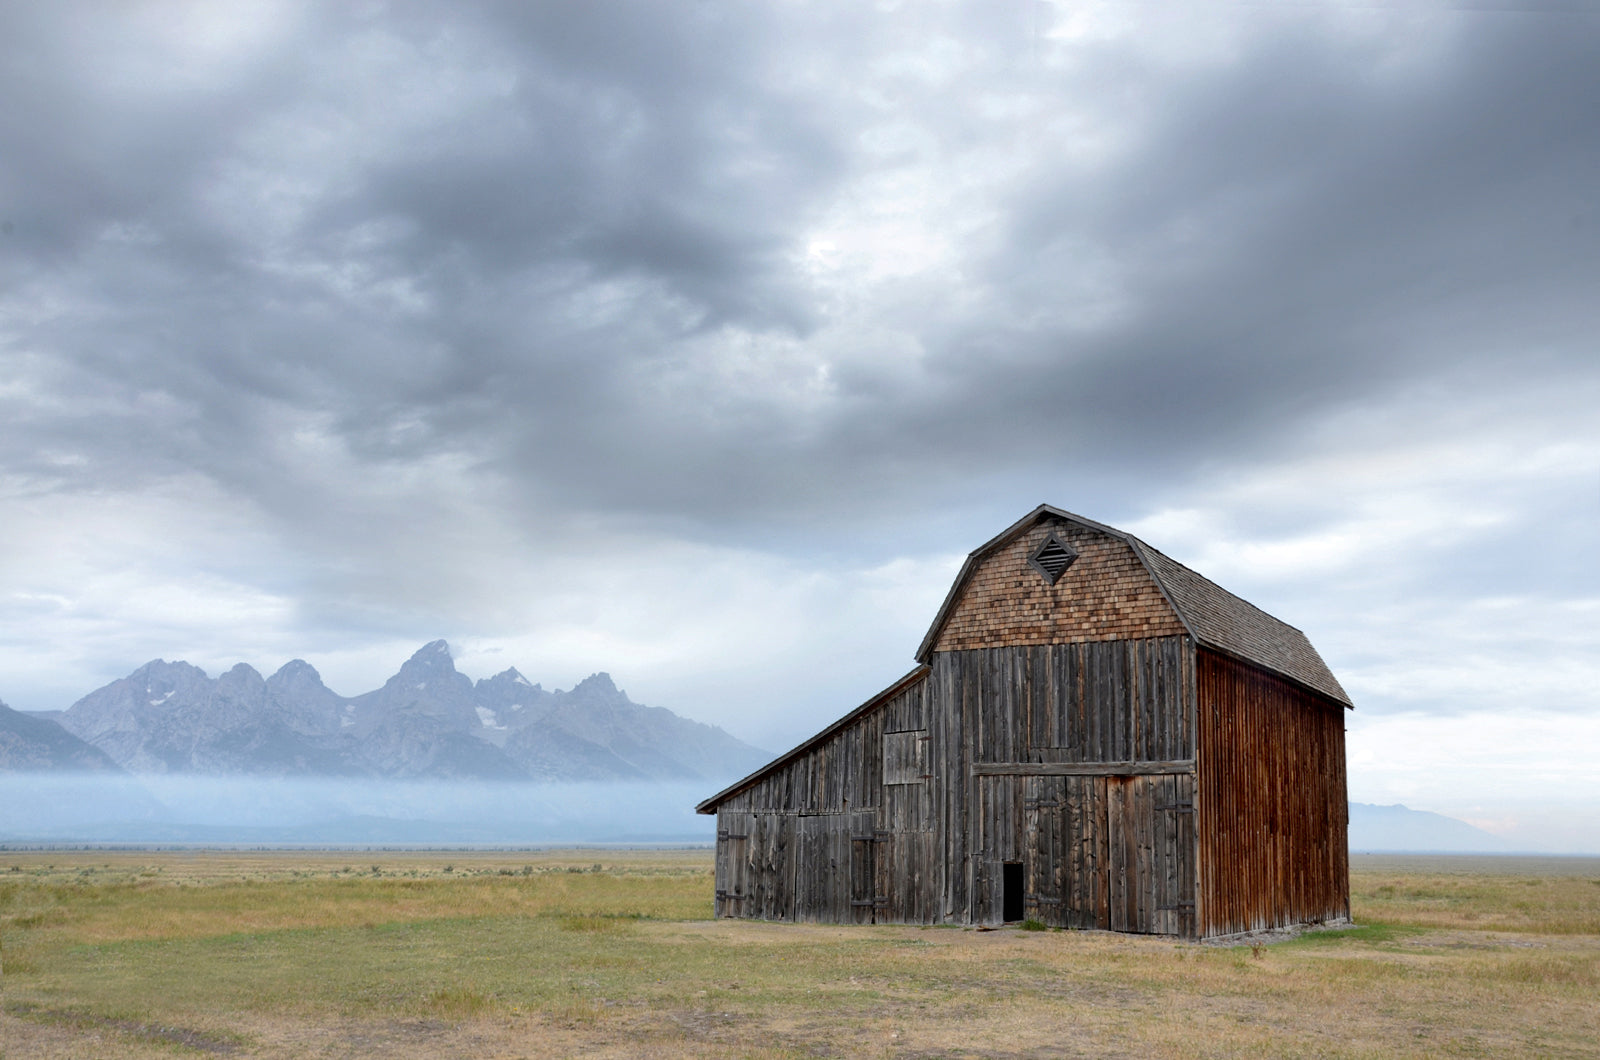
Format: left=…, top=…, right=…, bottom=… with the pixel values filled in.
left=1002, top=862, right=1024, bottom=922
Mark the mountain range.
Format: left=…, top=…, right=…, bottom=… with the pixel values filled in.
left=1347, top=801, right=1511, bottom=853
left=0, top=650, right=1535, bottom=852
left=0, top=699, right=122, bottom=773
left=4, top=641, right=770, bottom=783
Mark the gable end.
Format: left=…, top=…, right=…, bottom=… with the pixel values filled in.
left=914, top=504, right=1352, bottom=709
left=917, top=507, right=1186, bottom=659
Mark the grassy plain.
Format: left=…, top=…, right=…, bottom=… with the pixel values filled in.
left=1, top=850, right=1597, bottom=1058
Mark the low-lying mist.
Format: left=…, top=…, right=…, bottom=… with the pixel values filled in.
left=0, top=774, right=717, bottom=845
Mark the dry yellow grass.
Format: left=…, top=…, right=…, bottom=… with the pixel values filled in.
left=1350, top=863, right=1600, bottom=935
left=2, top=849, right=1597, bottom=1058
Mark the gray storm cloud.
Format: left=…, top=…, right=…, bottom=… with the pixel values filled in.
left=1, top=2, right=1597, bottom=842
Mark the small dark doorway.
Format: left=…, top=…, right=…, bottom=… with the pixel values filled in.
left=1002, top=861, right=1024, bottom=922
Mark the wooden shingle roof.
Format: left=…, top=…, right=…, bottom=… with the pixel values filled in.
left=916, top=505, right=1352, bottom=708
left=1129, top=539, right=1351, bottom=706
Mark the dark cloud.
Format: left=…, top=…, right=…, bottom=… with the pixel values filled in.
left=927, top=17, right=1600, bottom=466
left=1, top=1, right=1595, bottom=701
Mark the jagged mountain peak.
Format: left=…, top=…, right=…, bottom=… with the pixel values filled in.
left=267, top=659, right=330, bottom=693
left=481, top=666, right=537, bottom=689
left=218, top=662, right=265, bottom=690
left=32, top=641, right=771, bottom=785
left=472, top=668, right=549, bottom=732
left=572, top=672, right=620, bottom=696
left=73, top=658, right=213, bottom=719
left=392, top=640, right=461, bottom=680
left=271, top=658, right=320, bottom=679
left=128, top=658, right=210, bottom=686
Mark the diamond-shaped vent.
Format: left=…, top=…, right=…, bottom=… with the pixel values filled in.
left=1028, top=531, right=1078, bottom=584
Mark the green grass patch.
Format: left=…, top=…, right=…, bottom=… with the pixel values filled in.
left=423, top=985, right=496, bottom=1017
left=1280, top=922, right=1426, bottom=947
left=559, top=912, right=643, bottom=934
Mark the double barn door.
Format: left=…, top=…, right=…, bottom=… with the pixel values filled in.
left=716, top=811, right=886, bottom=923
left=1022, top=773, right=1194, bottom=935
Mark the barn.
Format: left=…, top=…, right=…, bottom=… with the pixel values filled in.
left=696, top=505, right=1352, bottom=939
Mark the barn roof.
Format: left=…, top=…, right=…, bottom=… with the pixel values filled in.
left=915, top=504, right=1352, bottom=707
left=699, top=506, right=1351, bottom=815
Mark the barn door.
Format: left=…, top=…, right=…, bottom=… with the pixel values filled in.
left=1154, top=774, right=1196, bottom=937
left=715, top=812, right=752, bottom=918
left=1106, top=777, right=1143, bottom=931
left=1024, top=774, right=1191, bottom=934
left=848, top=811, right=878, bottom=923
left=1106, top=775, right=1193, bottom=934
left=1023, top=776, right=1064, bottom=925
left=974, top=775, right=1023, bottom=923
left=1024, top=775, right=1108, bottom=929
left=875, top=828, right=935, bottom=923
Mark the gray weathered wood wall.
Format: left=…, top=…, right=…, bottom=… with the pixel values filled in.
left=713, top=674, right=928, bottom=922
left=714, top=636, right=1199, bottom=934
left=930, top=638, right=1195, bottom=932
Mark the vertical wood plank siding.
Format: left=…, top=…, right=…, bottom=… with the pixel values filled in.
left=715, top=636, right=1200, bottom=931
left=932, top=640, right=1193, bottom=767
left=706, top=514, right=1347, bottom=940
left=1196, top=649, right=1350, bottom=937
left=712, top=677, right=927, bottom=921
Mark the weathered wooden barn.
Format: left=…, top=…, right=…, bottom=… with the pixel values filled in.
left=697, top=505, right=1352, bottom=939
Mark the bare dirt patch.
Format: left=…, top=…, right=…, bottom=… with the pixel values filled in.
left=3, top=1001, right=242, bottom=1057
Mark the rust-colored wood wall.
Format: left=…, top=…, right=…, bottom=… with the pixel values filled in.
left=1196, top=649, right=1349, bottom=937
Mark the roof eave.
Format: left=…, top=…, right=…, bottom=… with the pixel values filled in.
left=1122, top=537, right=1353, bottom=710
left=1193, top=639, right=1354, bottom=710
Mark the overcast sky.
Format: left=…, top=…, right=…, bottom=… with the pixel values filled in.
left=3, top=1, right=1596, bottom=849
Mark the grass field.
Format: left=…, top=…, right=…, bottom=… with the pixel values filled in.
left=1, top=850, right=1597, bottom=1058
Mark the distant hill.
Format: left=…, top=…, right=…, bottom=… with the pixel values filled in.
left=25, top=642, right=770, bottom=784
left=1348, top=802, right=1511, bottom=853
left=0, top=699, right=122, bottom=772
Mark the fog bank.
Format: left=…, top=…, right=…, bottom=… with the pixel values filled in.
left=0, top=774, right=714, bottom=845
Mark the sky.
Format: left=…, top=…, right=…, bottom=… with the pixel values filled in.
left=2, top=1, right=1597, bottom=850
